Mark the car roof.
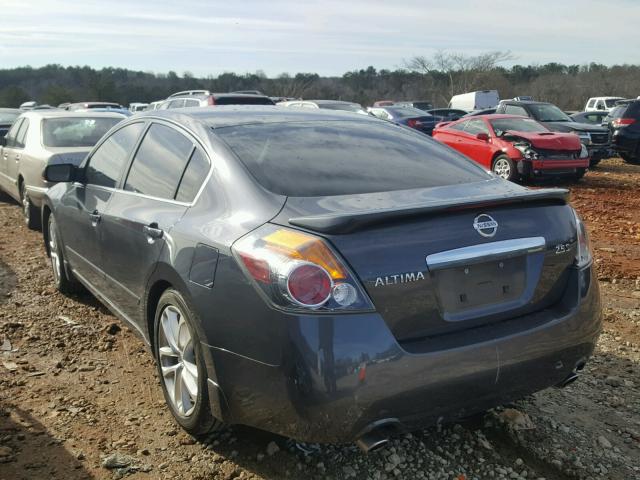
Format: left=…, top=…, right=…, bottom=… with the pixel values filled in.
left=501, top=100, right=545, bottom=105
left=0, top=108, right=21, bottom=113
left=169, top=93, right=270, bottom=100
left=19, top=110, right=127, bottom=120
left=134, top=105, right=380, bottom=129
left=305, top=100, right=359, bottom=105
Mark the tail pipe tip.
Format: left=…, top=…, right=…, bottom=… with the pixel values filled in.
left=355, top=431, right=390, bottom=453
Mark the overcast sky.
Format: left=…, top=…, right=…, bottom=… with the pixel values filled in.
left=0, top=0, right=638, bottom=77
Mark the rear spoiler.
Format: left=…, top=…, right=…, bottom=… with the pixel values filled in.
left=289, top=188, right=569, bottom=234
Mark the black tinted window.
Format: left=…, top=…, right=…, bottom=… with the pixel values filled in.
left=217, top=121, right=488, bottom=197
left=176, top=148, right=210, bottom=202
left=626, top=101, right=640, bottom=118
left=215, top=96, right=274, bottom=105
left=85, top=122, right=144, bottom=188
left=124, top=123, right=194, bottom=199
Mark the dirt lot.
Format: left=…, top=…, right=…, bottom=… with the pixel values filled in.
left=1, top=158, right=639, bottom=480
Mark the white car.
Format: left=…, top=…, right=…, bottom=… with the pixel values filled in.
left=584, top=97, right=624, bottom=112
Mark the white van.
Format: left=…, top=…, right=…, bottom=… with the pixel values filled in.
left=448, top=90, right=499, bottom=111
left=584, top=97, right=624, bottom=112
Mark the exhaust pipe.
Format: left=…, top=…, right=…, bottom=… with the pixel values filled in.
left=556, top=372, right=579, bottom=388
left=355, top=430, right=389, bottom=453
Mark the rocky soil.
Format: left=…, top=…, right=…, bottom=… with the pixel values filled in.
left=1, top=158, right=639, bottom=480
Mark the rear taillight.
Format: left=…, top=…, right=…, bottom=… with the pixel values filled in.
left=407, top=119, right=420, bottom=128
left=233, top=225, right=373, bottom=312
left=611, top=118, right=635, bottom=128
left=572, top=209, right=592, bottom=268
left=207, top=96, right=215, bottom=106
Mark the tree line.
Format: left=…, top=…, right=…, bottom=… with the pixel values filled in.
left=0, top=51, right=638, bottom=110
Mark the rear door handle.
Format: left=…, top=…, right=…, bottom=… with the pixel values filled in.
left=143, top=223, right=163, bottom=241
left=89, top=210, right=101, bottom=227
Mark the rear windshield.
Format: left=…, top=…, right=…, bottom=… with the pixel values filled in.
left=215, top=96, right=274, bottom=106
left=216, top=120, right=488, bottom=197
left=42, top=117, right=121, bottom=147
left=412, top=102, right=433, bottom=110
left=605, top=99, right=622, bottom=108
left=528, top=104, right=570, bottom=122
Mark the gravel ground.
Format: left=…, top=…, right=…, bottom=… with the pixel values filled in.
left=0, top=158, right=639, bottom=480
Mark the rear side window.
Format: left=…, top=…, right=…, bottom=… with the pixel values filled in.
left=504, top=105, right=528, bottom=117
left=124, top=123, right=194, bottom=199
left=176, top=148, right=210, bottom=202
left=587, top=99, right=596, bottom=108
left=85, top=122, right=144, bottom=188
left=216, top=120, right=488, bottom=197
left=214, top=96, right=275, bottom=105
left=15, top=118, right=29, bottom=148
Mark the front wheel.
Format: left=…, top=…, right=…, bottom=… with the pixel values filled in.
left=492, top=155, right=518, bottom=182
left=20, top=183, right=41, bottom=230
left=154, top=289, right=223, bottom=437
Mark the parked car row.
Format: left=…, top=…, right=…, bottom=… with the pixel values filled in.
left=7, top=105, right=597, bottom=450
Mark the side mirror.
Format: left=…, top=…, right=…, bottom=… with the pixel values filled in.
left=44, top=163, right=77, bottom=183
left=476, top=132, right=490, bottom=141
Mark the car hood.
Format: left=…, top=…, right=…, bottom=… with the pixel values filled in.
left=542, top=120, right=607, bottom=133
left=503, top=130, right=582, bottom=150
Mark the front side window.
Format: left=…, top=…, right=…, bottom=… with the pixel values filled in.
left=4, top=118, right=23, bottom=147
left=124, top=123, right=194, bottom=199
left=85, top=122, right=144, bottom=188
left=42, top=117, right=121, bottom=148
left=217, top=120, right=488, bottom=197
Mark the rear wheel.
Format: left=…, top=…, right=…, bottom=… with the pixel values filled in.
left=47, top=214, right=82, bottom=294
left=20, top=182, right=40, bottom=230
left=492, top=155, right=517, bottom=182
left=620, top=151, right=640, bottom=165
left=154, top=289, right=223, bottom=437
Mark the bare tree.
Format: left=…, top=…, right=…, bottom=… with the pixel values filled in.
left=406, top=50, right=513, bottom=103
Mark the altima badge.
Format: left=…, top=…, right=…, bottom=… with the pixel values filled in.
left=473, top=214, right=498, bottom=238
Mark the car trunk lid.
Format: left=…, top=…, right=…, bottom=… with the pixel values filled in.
left=272, top=180, right=577, bottom=342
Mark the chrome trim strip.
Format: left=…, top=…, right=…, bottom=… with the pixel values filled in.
left=426, top=236, right=546, bottom=271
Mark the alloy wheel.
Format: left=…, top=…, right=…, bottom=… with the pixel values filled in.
left=158, top=305, right=198, bottom=417
left=48, top=217, right=61, bottom=284
left=493, top=158, right=512, bottom=179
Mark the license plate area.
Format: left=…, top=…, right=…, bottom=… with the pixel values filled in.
left=433, top=257, right=526, bottom=315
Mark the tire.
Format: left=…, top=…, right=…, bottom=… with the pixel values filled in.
left=620, top=151, right=640, bottom=165
left=573, top=168, right=587, bottom=182
left=492, top=155, right=518, bottom=182
left=47, top=214, right=83, bottom=294
left=20, top=182, right=41, bottom=230
left=154, top=289, right=223, bottom=437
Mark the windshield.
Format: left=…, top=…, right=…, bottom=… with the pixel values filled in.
left=215, top=96, right=274, bottom=105
left=42, top=117, right=121, bottom=147
left=0, top=111, right=20, bottom=123
left=216, top=120, right=488, bottom=197
left=529, top=104, right=570, bottom=122
left=490, top=118, right=548, bottom=135
left=319, top=103, right=364, bottom=113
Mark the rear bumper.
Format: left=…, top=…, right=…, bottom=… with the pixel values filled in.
left=203, top=266, right=601, bottom=443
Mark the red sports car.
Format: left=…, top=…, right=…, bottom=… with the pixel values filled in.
left=432, top=114, right=590, bottom=181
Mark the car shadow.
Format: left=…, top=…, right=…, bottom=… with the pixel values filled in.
left=0, top=402, right=95, bottom=479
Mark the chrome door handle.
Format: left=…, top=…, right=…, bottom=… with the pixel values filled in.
left=89, top=210, right=101, bottom=226
left=143, top=223, right=163, bottom=240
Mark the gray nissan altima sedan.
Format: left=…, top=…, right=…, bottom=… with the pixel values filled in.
left=41, top=106, right=601, bottom=451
